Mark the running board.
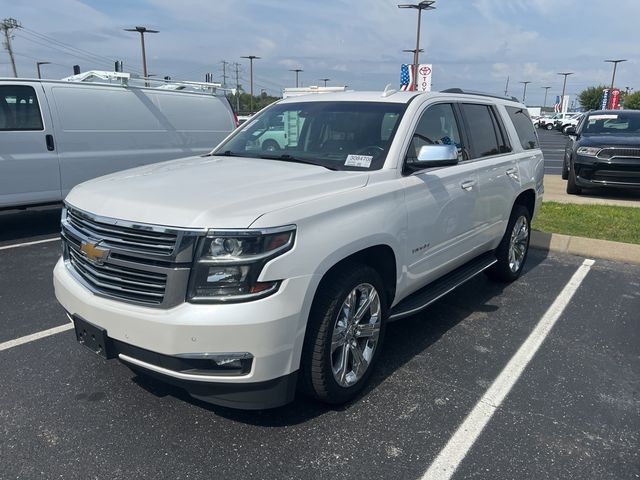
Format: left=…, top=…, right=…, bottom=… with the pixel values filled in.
left=388, top=252, right=497, bottom=321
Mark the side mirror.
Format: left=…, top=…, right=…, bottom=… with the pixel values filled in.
left=565, top=126, right=576, bottom=135
left=411, top=144, right=459, bottom=169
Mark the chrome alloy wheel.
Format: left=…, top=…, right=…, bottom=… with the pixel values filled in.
left=508, top=216, right=529, bottom=273
left=331, top=283, right=381, bottom=387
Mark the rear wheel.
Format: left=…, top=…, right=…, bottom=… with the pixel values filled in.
left=262, top=140, right=280, bottom=152
left=566, top=161, right=582, bottom=195
left=300, top=264, right=387, bottom=405
left=486, top=205, right=531, bottom=282
left=546, top=123, right=553, bottom=130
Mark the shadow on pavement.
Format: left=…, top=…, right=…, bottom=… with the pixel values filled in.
left=0, top=205, right=63, bottom=243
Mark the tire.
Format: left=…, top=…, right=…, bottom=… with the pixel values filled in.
left=485, top=205, right=531, bottom=283
left=261, top=140, right=280, bottom=152
left=566, top=161, right=582, bottom=195
left=562, top=125, right=571, bottom=134
left=546, top=123, right=553, bottom=130
left=561, top=157, right=569, bottom=180
left=300, top=264, right=387, bottom=405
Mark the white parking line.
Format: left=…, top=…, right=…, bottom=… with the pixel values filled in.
left=0, top=323, right=74, bottom=352
left=0, top=237, right=60, bottom=251
left=422, top=258, right=595, bottom=480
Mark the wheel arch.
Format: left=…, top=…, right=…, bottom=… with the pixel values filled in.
left=513, top=188, right=536, bottom=219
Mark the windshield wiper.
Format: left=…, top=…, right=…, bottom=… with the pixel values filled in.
left=257, top=154, right=338, bottom=171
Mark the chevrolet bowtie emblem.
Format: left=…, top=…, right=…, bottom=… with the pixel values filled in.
left=80, top=240, right=110, bottom=266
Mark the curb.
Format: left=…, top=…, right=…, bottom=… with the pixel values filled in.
left=530, top=230, right=640, bottom=265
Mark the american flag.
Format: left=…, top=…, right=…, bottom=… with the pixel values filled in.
left=400, top=64, right=415, bottom=91
left=553, top=95, right=561, bottom=112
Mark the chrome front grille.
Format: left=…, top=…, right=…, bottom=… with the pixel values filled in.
left=68, top=241, right=167, bottom=304
left=61, top=205, right=205, bottom=308
left=66, top=207, right=178, bottom=256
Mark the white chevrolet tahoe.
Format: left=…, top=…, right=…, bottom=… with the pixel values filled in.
left=54, top=88, right=544, bottom=410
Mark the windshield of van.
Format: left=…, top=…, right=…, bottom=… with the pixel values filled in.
left=582, top=112, right=640, bottom=135
left=214, top=101, right=407, bottom=171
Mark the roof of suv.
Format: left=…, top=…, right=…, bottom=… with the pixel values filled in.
left=278, top=90, right=525, bottom=106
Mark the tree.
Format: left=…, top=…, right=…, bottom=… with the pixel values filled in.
left=623, top=91, right=640, bottom=110
left=578, top=85, right=608, bottom=110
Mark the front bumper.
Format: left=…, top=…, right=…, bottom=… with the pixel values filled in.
left=54, top=258, right=317, bottom=409
left=574, top=155, right=640, bottom=189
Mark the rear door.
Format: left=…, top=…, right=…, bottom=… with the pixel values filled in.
left=0, top=82, right=61, bottom=208
left=458, top=102, right=518, bottom=244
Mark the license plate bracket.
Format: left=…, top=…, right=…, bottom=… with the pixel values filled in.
left=73, top=316, right=115, bottom=359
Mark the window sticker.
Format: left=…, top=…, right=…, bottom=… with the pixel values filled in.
left=589, top=114, right=618, bottom=120
left=345, top=154, right=373, bottom=168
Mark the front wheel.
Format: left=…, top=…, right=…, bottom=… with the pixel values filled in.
left=300, top=264, right=387, bottom=405
left=566, top=161, right=582, bottom=195
left=546, top=123, right=554, bottom=130
left=486, top=205, right=531, bottom=282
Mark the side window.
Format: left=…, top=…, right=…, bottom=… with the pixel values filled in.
left=408, top=103, right=463, bottom=162
left=505, top=106, right=539, bottom=150
left=0, top=85, right=44, bottom=131
left=460, top=103, right=502, bottom=158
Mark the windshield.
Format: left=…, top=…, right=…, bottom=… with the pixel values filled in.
left=582, top=112, right=640, bottom=135
left=214, top=101, right=407, bottom=171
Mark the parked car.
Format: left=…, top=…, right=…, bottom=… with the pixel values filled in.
left=563, top=110, right=640, bottom=193
left=54, top=88, right=544, bottom=409
left=0, top=74, right=236, bottom=209
left=538, top=112, right=578, bottom=130
left=557, top=113, right=584, bottom=134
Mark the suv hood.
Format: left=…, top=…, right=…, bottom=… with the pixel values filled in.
left=65, top=155, right=369, bottom=228
left=578, top=134, right=640, bottom=147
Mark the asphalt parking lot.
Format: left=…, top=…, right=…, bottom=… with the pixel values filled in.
left=1, top=140, right=638, bottom=479
left=538, top=127, right=568, bottom=175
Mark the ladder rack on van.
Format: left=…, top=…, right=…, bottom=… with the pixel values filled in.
left=61, top=70, right=237, bottom=96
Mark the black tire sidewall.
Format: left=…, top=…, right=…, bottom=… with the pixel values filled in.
left=487, top=205, right=531, bottom=282
left=301, top=264, right=388, bottom=404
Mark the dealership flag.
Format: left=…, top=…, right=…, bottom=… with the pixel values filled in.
left=400, top=64, right=415, bottom=91
left=553, top=96, right=561, bottom=112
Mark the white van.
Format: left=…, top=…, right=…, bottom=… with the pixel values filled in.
left=0, top=75, right=236, bottom=209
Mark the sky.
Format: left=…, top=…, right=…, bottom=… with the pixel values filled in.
left=0, top=0, right=638, bottom=107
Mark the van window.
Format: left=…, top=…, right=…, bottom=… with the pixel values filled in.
left=505, top=106, right=539, bottom=150
left=0, top=85, right=44, bottom=131
left=460, top=104, right=503, bottom=158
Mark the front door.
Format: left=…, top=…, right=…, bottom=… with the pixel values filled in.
left=0, top=82, right=61, bottom=208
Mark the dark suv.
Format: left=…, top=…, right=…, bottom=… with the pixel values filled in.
left=563, top=110, right=640, bottom=194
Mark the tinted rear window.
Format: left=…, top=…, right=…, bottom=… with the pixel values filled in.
left=505, top=106, right=539, bottom=150
left=0, top=85, right=43, bottom=131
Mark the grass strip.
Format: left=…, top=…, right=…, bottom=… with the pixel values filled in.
left=533, top=201, right=640, bottom=245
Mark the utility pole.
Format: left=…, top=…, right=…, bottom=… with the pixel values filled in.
left=221, top=60, right=229, bottom=87
left=241, top=55, right=260, bottom=114
left=604, top=59, right=626, bottom=90
left=557, top=72, right=573, bottom=113
left=124, top=26, right=159, bottom=78
left=397, top=1, right=435, bottom=89
left=233, top=62, right=241, bottom=114
left=541, top=86, right=551, bottom=110
left=1, top=18, right=20, bottom=77
left=320, top=78, right=330, bottom=87
left=289, top=68, right=303, bottom=87
left=36, top=61, right=50, bottom=79
left=504, top=76, right=509, bottom=96
left=519, top=80, right=531, bottom=103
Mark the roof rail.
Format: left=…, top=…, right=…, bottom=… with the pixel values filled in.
left=440, top=88, right=520, bottom=103
left=61, top=70, right=237, bottom=95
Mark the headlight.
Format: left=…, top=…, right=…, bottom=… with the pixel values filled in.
left=187, top=226, right=295, bottom=303
left=577, top=146, right=600, bottom=157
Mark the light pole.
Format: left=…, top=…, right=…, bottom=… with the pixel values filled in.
left=241, top=55, right=260, bottom=114
left=519, top=81, right=531, bottom=103
left=124, top=26, right=159, bottom=78
left=604, top=59, right=626, bottom=90
left=541, top=86, right=551, bottom=110
left=289, top=68, right=303, bottom=88
left=36, top=61, right=50, bottom=79
left=557, top=72, right=573, bottom=113
left=320, top=78, right=330, bottom=87
left=398, top=1, right=435, bottom=89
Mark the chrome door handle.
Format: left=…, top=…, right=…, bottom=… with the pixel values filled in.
left=460, top=179, right=476, bottom=191
left=506, top=167, right=519, bottom=180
